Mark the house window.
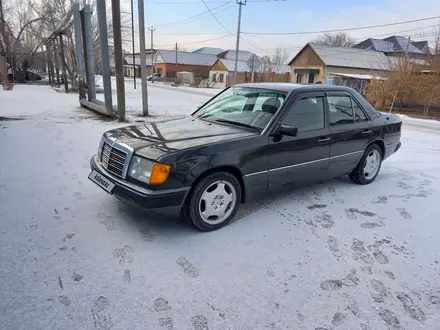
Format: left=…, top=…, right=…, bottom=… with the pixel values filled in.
left=219, top=73, right=224, bottom=83
left=296, top=73, right=304, bottom=83
left=157, top=68, right=163, bottom=74
left=212, top=73, right=217, bottom=81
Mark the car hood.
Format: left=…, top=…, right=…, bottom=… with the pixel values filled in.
left=104, top=116, right=257, bottom=160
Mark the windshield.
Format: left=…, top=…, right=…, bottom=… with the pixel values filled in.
left=193, top=87, right=286, bottom=131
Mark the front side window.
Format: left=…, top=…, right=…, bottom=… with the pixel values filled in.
left=219, top=74, right=224, bottom=83
left=193, top=87, right=286, bottom=131
left=282, top=96, right=325, bottom=132
left=328, top=95, right=354, bottom=126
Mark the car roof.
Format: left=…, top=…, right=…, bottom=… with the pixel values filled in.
left=234, top=82, right=355, bottom=93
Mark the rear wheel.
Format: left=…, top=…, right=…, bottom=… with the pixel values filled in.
left=188, top=172, right=241, bottom=231
left=349, top=144, right=383, bottom=185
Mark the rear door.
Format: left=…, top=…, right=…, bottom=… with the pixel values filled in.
left=268, top=92, right=331, bottom=191
left=326, top=91, right=378, bottom=178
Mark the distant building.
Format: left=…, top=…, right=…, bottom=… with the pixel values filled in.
left=123, top=50, right=156, bottom=77
left=192, top=47, right=224, bottom=55
left=353, top=35, right=435, bottom=59
left=153, top=49, right=218, bottom=78
left=216, top=49, right=255, bottom=61
left=209, top=57, right=290, bottom=88
left=288, top=43, right=389, bottom=85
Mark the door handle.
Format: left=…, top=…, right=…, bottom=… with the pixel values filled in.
left=318, top=137, right=330, bottom=143
left=362, top=129, right=372, bottom=135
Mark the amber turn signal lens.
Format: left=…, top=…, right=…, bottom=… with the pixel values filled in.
left=149, top=163, right=171, bottom=184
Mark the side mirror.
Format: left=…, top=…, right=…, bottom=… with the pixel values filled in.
left=279, top=124, right=298, bottom=137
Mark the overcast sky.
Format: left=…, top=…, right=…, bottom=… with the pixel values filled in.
left=119, top=0, right=440, bottom=60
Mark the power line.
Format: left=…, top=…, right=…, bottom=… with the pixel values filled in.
left=155, top=1, right=232, bottom=28
left=200, top=0, right=233, bottom=34
left=155, top=34, right=231, bottom=47
left=242, top=15, right=440, bottom=35
left=242, top=24, right=440, bottom=52
left=151, top=0, right=285, bottom=3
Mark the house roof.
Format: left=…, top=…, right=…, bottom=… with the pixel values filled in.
left=124, top=56, right=141, bottom=66
left=192, top=47, right=224, bottom=55
left=212, top=59, right=290, bottom=73
left=354, top=36, right=430, bottom=55
left=289, top=43, right=389, bottom=71
left=218, top=59, right=251, bottom=72
left=217, top=49, right=254, bottom=61
left=155, top=49, right=217, bottom=66
left=124, top=54, right=154, bottom=66
left=383, top=36, right=425, bottom=54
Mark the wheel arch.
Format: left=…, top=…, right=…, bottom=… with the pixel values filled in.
left=181, top=165, right=246, bottom=214
left=367, top=139, right=385, bottom=158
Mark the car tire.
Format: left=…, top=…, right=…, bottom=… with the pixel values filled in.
left=349, top=144, right=383, bottom=185
left=188, top=172, right=241, bottom=231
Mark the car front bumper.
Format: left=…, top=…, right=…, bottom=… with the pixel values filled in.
left=90, top=155, right=190, bottom=218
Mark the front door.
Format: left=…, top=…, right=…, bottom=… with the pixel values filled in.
left=268, top=92, right=331, bottom=191
left=326, top=92, right=378, bottom=178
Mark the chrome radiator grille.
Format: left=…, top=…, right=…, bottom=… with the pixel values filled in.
left=101, top=142, right=128, bottom=178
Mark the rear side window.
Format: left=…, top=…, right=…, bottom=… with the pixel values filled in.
left=282, top=96, right=325, bottom=132
left=327, top=96, right=354, bottom=126
left=350, top=89, right=381, bottom=119
left=353, top=102, right=368, bottom=122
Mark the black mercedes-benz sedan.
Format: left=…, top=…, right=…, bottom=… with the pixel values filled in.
left=89, top=83, right=402, bottom=231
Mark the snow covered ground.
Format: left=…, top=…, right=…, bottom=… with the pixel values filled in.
left=1, top=84, right=440, bottom=330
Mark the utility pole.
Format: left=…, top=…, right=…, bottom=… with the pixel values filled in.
left=112, top=0, right=126, bottom=121
left=175, top=42, right=178, bottom=81
left=96, top=0, right=113, bottom=114
left=251, top=55, right=255, bottom=83
left=138, top=0, right=149, bottom=116
left=130, top=0, right=136, bottom=89
left=148, top=26, right=155, bottom=83
left=233, top=0, right=246, bottom=85
left=0, top=0, right=11, bottom=90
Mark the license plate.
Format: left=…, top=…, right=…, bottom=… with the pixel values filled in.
left=88, top=170, right=115, bottom=193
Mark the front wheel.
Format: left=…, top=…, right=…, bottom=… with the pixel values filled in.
left=349, top=144, right=383, bottom=185
left=188, top=172, right=241, bottom=231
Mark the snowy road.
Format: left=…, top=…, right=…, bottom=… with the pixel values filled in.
left=1, top=85, right=440, bottom=330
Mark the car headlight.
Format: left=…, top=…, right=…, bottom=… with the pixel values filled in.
left=128, top=156, right=171, bottom=185
left=97, top=136, right=104, bottom=159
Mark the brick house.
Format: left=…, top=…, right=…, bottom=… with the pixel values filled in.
left=153, top=50, right=217, bottom=78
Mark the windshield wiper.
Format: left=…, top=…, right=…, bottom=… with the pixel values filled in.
left=213, top=118, right=257, bottom=130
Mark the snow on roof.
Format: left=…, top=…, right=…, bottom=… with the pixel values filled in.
left=308, top=43, right=389, bottom=71
left=192, top=47, right=224, bottom=55
left=328, top=72, right=386, bottom=80
left=156, top=49, right=217, bottom=66
left=218, top=59, right=250, bottom=72
left=217, top=50, right=254, bottom=61
left=124, top=56, right=141, bottom=66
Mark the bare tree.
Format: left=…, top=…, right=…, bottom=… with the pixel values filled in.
left=257, top=48, right=288, bottom=81
left=312, top=32, right=355, bottom=47
left=1, top=0, right=50, bottom=82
